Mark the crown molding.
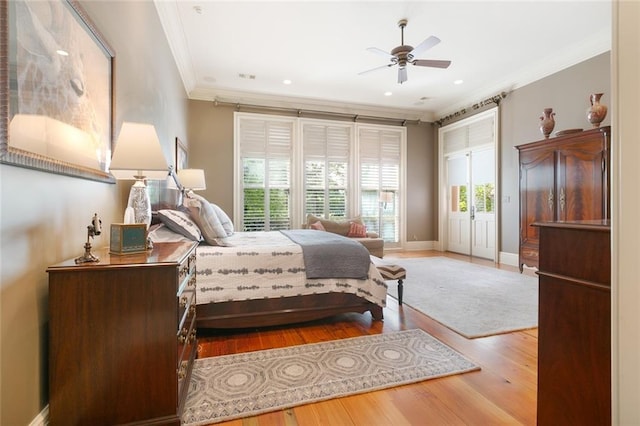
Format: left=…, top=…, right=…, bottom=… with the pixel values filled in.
left=189, top=86, right=435, bottom=122
left=154, top=0, right=196, bottom=94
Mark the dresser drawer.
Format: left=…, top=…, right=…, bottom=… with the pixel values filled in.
left=177, top=290, right=196, bottom=360
left=176, top=247, right=197, bottom=377
left=178, top=281, right=196, bottom=329
left=177, top=312, right=196, bottom=394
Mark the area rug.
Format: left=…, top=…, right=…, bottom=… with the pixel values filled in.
left=386, top=257, right=538, bottom=338
left=182, top=329, right=479, bottom=425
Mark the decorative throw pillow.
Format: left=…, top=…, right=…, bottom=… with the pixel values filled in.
left=309, top=221, right=325, bottom=231
left=306, top=213, right=363, bottom=236
left=347, top=221, right=367, bottom=238
left=157, top=209, right=202, bottom=241
left=210, top=203, right=234, bottom=236
left=183, top=193, right=230, bottom=246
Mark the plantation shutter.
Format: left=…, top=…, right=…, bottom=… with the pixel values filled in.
left=303, top=122, right=351, bottom=219
left=238, top=117, right=293, bottom=231
left=358, top=127, right=402, bottom=242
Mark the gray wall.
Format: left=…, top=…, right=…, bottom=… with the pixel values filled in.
left=499, top=52, right=610, bottom=253
left=187, top=103, right=438, bottom=241
left=0, top=1, right=188, bottom=423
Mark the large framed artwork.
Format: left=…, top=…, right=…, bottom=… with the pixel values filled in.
left=0, top=0, right=115, bottom=183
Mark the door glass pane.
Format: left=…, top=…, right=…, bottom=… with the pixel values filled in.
left=450, top=185, right=468, bottom=212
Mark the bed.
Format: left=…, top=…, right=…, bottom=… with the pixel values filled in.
left=150, top=223, right=387, bottom=329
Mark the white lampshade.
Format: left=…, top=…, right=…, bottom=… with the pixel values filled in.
left=110, top=122, right=168, bottom=228
left=177, top=169, right=206, bottom=191
left=110, top=122, right=168, bottom=180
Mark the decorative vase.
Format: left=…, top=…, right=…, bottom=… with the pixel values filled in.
left=587, top=93, right=607, bottom=128
left=539, top=108, right=556, bottom=139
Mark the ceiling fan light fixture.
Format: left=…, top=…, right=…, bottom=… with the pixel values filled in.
left=359, top=19, right=451, bottom=84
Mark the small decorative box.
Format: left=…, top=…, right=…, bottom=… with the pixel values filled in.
left=110, top=223, right=148, bottom=255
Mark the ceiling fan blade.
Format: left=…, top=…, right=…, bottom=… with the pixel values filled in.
left=413, top=59, right=452, bottom=69
left=366, top=47, right=394, bottom=61
left=358, top=63, right=395, bottom=76
left=398, top=67, right=408, bottom=84
left=409, top=35, right=441, bottom=57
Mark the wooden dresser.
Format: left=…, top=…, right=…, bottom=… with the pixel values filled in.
left=47, top=242, right=198, bottom=425
left=534, top=220, right=611, bottom=425
left=516, top=126, right=610, bottom=271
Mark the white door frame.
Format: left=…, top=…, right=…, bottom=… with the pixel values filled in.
left=437, top=107, right=500, bottom=261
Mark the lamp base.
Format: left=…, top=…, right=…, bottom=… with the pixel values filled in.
left=126, top=178, right=151, bottom=228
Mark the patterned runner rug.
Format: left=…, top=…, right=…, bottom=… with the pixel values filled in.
left=183, top=329, right=479, bottom=425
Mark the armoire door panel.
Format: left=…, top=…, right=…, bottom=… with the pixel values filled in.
left=519, top=148, right=555, bottom=249
left=556, top=140, right=607, bottom=222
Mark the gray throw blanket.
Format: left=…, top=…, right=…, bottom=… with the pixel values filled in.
left=281, top=230, right=371, bottom=279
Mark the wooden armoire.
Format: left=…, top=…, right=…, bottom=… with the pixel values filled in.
left=515, top=126, right=610, bottom=271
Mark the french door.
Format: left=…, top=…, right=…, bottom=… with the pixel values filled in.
left=446, top=147, right=496, bottom=259
left=440, top=108, right=498, bottom=261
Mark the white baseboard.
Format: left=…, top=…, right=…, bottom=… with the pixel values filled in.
left=402, top=240, right=439, bottom=251
left=393, top=246, right=522, bottom=269
left=499, top=251, right=519, bottom=267
left=29, top=405, right=48, bottom=426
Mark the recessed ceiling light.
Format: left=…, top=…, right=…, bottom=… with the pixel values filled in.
left=56, top=49, right=69, bottom=56
left=384, top=91, right=392, bottom=96
left=454, top=79, right=464, bottom=85
left=283, top=79, right=292, bottom=85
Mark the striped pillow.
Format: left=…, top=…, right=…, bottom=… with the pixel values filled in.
left=157, top=209, right=201, bottom=241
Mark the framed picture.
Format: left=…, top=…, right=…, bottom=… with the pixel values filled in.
left=0, top=0, right=115, bottom=183
left=175, top=137, right=187, bottom=171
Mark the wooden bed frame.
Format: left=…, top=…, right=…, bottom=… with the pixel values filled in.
left=196, top=293, right=383, bottom=329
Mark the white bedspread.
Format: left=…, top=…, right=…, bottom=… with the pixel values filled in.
left=195, top=231, right=387, bottom=308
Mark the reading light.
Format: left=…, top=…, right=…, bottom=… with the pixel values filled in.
left=110, top=122, right=168, bottom=227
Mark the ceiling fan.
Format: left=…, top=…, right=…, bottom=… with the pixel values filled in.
left=359, top=19, right=451, bottom=84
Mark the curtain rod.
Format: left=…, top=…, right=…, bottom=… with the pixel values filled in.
left=434, top=92, right=508, bottom=127
left=212, top=99, right=424, bottom=127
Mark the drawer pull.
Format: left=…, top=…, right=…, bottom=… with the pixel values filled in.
left=177, top=327, right=188, bottom=344
left=178, top=361, right=188, bottom=380
left=179, top=265, right=189, bottom=279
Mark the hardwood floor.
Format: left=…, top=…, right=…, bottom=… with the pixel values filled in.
left=195, top=251, right=538, bottom=425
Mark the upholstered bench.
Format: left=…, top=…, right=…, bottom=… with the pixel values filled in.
left=370, top=255, right=407, bottom=305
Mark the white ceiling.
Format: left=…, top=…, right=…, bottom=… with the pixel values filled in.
left=155, top=1, right=611, bottom=122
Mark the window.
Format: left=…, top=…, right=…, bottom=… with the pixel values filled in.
left=358, top=127, right=402, bottom=243
left=237, top=117, right=294, bottom=231
left=235, top=113, right=405, bottom=244
left=302, top=122, right=351, bottom=219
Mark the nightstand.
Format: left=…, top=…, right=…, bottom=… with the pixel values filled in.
left=47, top=241, right=198, bottom=425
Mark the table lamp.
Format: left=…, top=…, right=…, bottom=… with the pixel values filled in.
left=177, top=168, right=207, bottom=193
left=110, top=122, right=168, bottom=227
